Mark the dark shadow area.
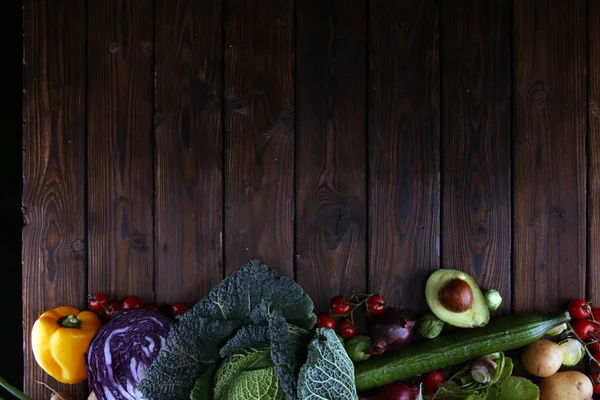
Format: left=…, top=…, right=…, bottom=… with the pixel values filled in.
left=0, top=0, right=24, bottom=396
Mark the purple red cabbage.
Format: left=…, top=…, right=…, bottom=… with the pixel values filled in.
left=86, top=308, right=172, bottom=400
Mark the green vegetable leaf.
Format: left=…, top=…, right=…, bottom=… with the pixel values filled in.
left=486, top=376, right=539, bottom=400
left=268, top=309, right=298, bottom=399
left=213, top=347, right=274, bottom=400
left=495, top=357, right=513, bottom=384
left=138, top=260, right=317, bottom=400
left=297, top=328, right=358, bottom=400
left=190, top=364, right=217, bottom=400
left=226, top=368, right=287, bottom=399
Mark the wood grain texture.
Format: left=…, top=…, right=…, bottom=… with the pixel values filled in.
left=87, top=0, right=155, bottom=302
left=224, top=0, right=294, bottom=276
left=154, top=0, right=223, bottom=303
left=513, top=0, right=587, bottom=312
left=22, top=1, right=88, bottom=397
left=440, top=0, right=511, bottom=312
left=295, top=0, right=367, bottom=312
left=368, top=0, right=440, bottom=310
left=589, top=0, right=600, bottom=305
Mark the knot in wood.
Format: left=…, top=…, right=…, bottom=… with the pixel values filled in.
left=71, top=239, right=85, bottom=252
left=529, top=82, right=549, bottom=108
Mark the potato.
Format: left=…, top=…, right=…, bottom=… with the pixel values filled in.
left=521, top=339, right=563, bottom=377
left=538, top=371, right=593, bottom=400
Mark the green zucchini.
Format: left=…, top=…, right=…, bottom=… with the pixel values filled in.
left=354, top=311, right=570, bottom=391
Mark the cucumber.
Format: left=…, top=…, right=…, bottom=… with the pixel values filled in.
left=354, top=311, right=570, bottom=391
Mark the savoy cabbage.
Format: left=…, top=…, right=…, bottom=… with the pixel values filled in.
left=137, top=260, right=317, bottom=400
left=297, top=328, right=359, bottom=400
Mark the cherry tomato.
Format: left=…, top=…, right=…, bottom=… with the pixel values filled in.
left=317, top=313, right=337, bottom=329
left=592, top=308, right=600, bottom=321
left=568, top=299, right=591, bottom=320
left=337, top=318, right=357, bottom=338
left=122, top=296, right=143, bottom=310
left=143, top=304, right=158, bottom=311
left=330, top=296, right=352, bottom=316
left=572, top=319, right=597, bottom=340
left=366, top=294, right=387, bottom=315
left=171, top=302, right=190, bottom=317
left=88, top=292, right=109, bottom=311
left=105, top=302, right=121, bottom=319
left=422, top=370, right=445, bottom=394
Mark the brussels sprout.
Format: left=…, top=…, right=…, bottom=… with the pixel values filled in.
left=344, top=335, right=372, bottom=362
left=417, top=311, right=444, bottom=339
left=484, top=289, right=502, bottom=311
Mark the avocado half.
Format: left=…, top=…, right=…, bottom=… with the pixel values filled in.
left=425, top=269, right=490, bottom=328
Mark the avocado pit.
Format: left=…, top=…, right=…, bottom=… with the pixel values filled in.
left=438, top=278, right=473, bottom=313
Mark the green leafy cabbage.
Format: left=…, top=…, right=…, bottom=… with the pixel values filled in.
left=137, top=260, right=317, bottom=400
left=297, top=328, right=359, bottom=400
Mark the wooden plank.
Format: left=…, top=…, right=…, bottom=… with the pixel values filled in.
left=589, top=0, right=600, bottom=306
left=154, top=0, right=223, bottom=303
left=513, top=0, right=586, bottom=312
left=440, top=0, right=512, bottom=312
left=224, top=0, right=294, bottom=276
left=22, top=0, right=87, bottom=397
left=87, top=1, right=155, bottom=302
left=295, top=0, right=367, bottom=312
left=369, top=0, right=440, bottom=310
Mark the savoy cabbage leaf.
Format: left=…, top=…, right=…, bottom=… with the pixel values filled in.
left=215, top=308, right=310, bottom=400
left=213, top=347, right=274, bottom=399
left=137, top=260, right=317, bottom=400
left=297, top=328, right=359, bottom=400
left=226, top=368, right=287, bottom=400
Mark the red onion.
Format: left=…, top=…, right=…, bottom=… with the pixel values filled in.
left=368, top=381, right=420, bottom=400
left=365, top=307, right=416, bottom=355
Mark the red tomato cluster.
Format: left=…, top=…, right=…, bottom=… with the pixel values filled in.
left=316, top=293, right=387, bottom=339
left=87, top=292, right=189, bottom=320
left=567, top=298, right=600, bottom=393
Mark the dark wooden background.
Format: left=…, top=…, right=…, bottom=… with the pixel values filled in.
left=21, top=0, right=599, bottom=398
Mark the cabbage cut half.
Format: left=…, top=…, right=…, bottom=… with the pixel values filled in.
left=87, top=309, right=172, bottom=400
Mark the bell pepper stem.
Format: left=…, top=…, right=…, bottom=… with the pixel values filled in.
left=57, top=314, right=81, bottom=329
left=0, top=376, right=32, bottom=400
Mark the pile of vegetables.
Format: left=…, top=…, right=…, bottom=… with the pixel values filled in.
left=5, top=260, right=600, bottom=399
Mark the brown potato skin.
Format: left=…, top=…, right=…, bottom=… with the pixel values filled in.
left=521, top=339, right=563, bottom=377
left=538, top=371, right=593, bottom=400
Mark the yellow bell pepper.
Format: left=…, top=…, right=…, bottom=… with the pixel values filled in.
left=31, top=306, right=102, bottom=384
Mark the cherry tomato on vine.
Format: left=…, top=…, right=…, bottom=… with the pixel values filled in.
left=422, top=370, right=445, bottom=394
left=592, top=308, right=600, bottom=321
left=587, top=339, right=600, bottom=353
left=337, top=318, right=357, bottom=339
left=572, top=319, right=597, bottom=340
left=88, top=292, right=109, bottom=312
left=568, top=299, right=591, bottom=320
left=105, top=302, right=121, bottom=319
left=171, top=302, right=190, bottom=317
left=366, top=294, right=387, bottom=315
left=317, top=313, right=337, bottom=329
left=122, top=296, right=142, bottom=310
left=143, top=304, right=158, bottom=311
left=330, top=296, right=352, bottom=316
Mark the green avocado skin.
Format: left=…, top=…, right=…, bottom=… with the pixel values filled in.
left=425, top=269, right=491, bottom=328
